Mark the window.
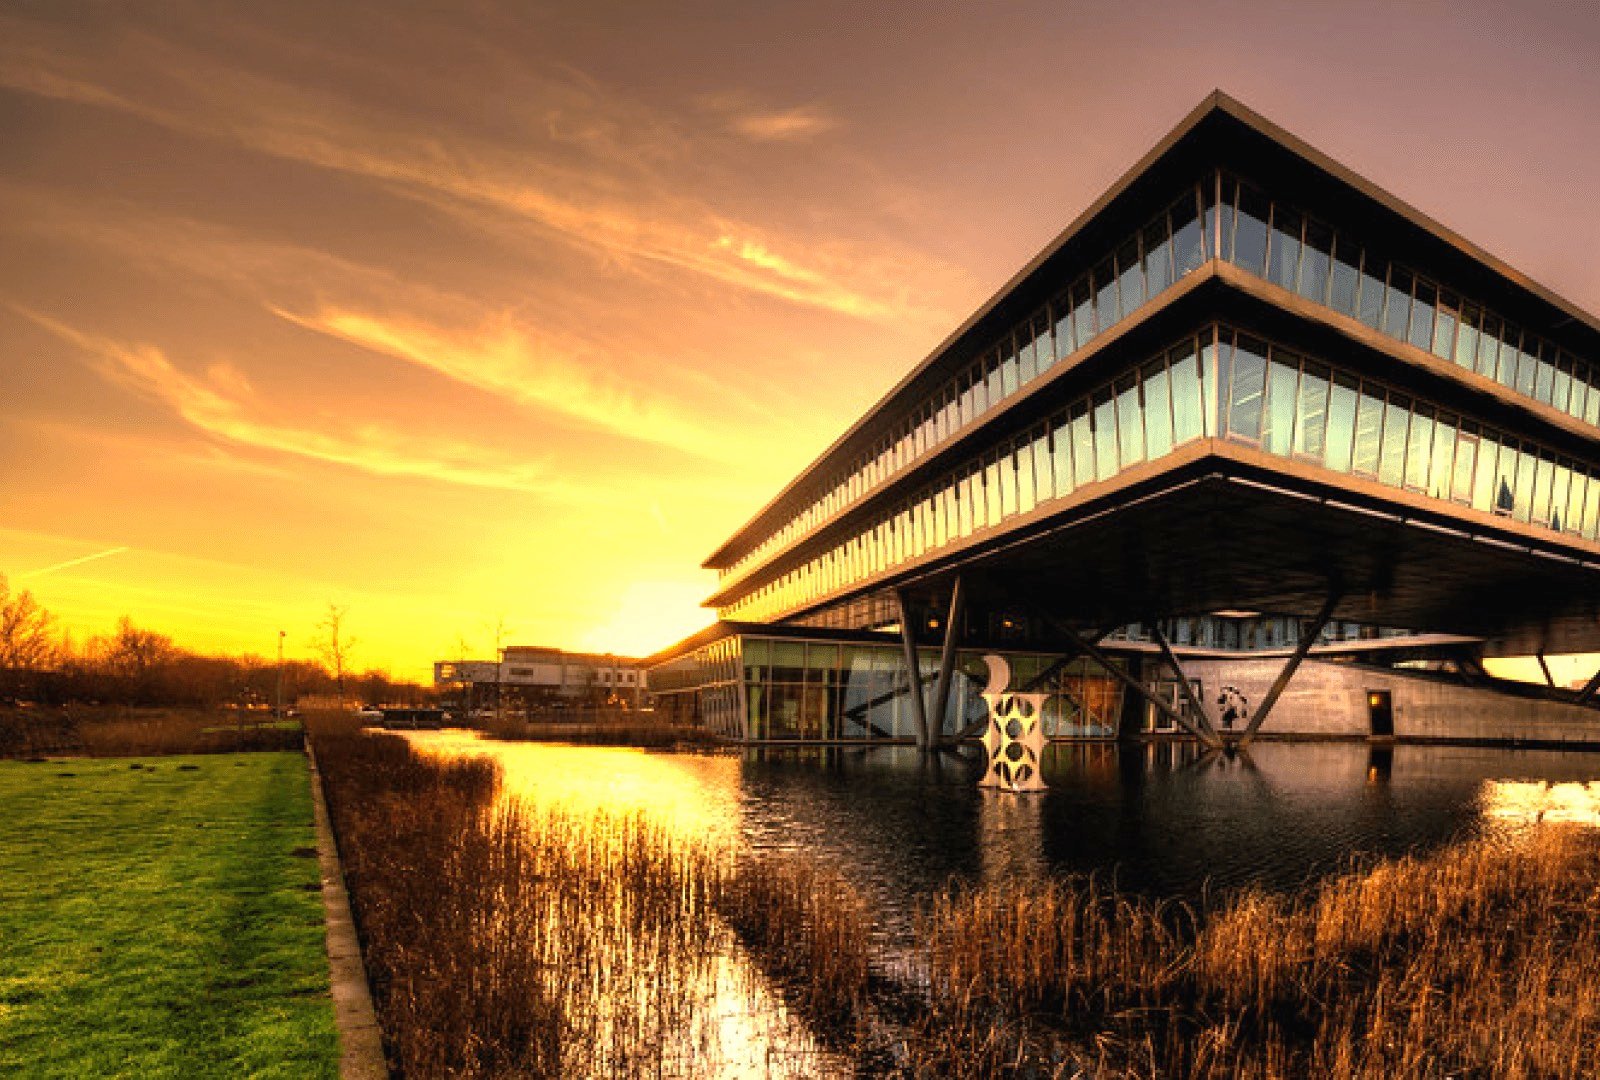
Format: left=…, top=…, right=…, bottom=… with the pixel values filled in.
left=1263, top=354, right=1299, bottom=456
left=1299, top=220, right=1333, bottom=305
left=1072, top=280, right=1095, bottom=350
left=1293, top=361, right=1330, bottom=460
left=1405, top=405, right=1434, bottom=491
left=1143, top=358, right=1173, bottom=459
left=1330, top=236, right=1361, bottom=316
left=1051, top=417, right=1073, bottom=498
left=1433, top=291, right=1459, bottom=362
left=1471, top=434, right=1498, bottom=513
left=1326, top=373, right=1359, bottom=474
left=1224, top=335, right=1268, bottom=442
left=1352, top=390, right=1383, bottom=477
left=1429, top=414, right=1456, bottom=500
left=1170, top=341, right=1205, bottom=443
left=1409, top=280, right=1437, bottom=353
left=1116, top=373, right=1144, bottom=466
left=1071, top=403, right=1095, bottom=487
left=1383, top=267, right=1414, bottom=340
left=1452, top=429, right=1478, bottom=504
left=1268, top=206, right=1303, bottom=291
left=1144, top=218, right=1173, bottom=296
left=1117, top=238, right=1146, bottom=315
left=1173, top=192, right=1206, bottom=275
left=1095, top=258, right=1119, bottom=335
left=1053, top=292, right=1075, bottom=359
left=1093, top=390, right=1118, bottom=481
left=1379, top=396, right=1409, bottom=488
left=1476, top=314, right=1502, bottom=378
left=1232, top=185, right=1270, bottom=276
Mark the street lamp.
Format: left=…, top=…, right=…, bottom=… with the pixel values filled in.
left=275, top=630, right=286, bottom=718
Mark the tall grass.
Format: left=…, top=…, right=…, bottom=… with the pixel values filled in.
left=913, top=828, right=1600, bottom=1077
left=0, top=704, right=304, bottom=758
left=311, top=718, right=1600, bottom=1078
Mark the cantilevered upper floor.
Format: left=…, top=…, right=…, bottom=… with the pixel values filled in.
left=701, top=91, right=1600, bottom=657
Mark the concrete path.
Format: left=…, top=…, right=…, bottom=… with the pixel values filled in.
left=307, top=747, right=389, bottom=1080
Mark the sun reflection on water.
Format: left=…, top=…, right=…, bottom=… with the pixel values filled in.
left=1480, top=780, right=1600, bottom=829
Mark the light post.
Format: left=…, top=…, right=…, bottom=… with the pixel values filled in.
left=275, top=630, right=286, bottom=718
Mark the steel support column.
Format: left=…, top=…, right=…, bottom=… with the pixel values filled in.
left=1576, top=666, right=1600, bottom=706
left=928, top=576, right=966, bottom=749
left=1041, top=618, right=1220, bottom=747
left=895, top=589, right=931, bottom=749
left=1237, top=593, right=1340, bottom=747
left=1148, top=621, right=1219, bottom=741
left=1537, top=650, right=1556, bottom=689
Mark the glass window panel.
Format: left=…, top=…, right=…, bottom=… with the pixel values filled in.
left=1071, top=403, right=1096, bottom=487
left=1379, top=396, right=1409, bottom=488
left=1330, top=236, right=1360, bottom=316
left=1173, top=191, right=1206, bottom=275
left=1293, top=361, right=1330, bottom=460
left=1587, top=372, right=1600, bottom=426
left=1200, top=337, right=1219, bottom=436
left=1429, top=414, right=1456, bottom=500
left=1143, top=358, right=1173, bottom=459
left=1299, top=220, right=1333, bottom=305
left=1052, top=415, right=1073, bottom=498
left=1117, top=238, right=1146, bottom=314
left=1031, top=312, right=1054, bottom=376
left=1452, top=430, right=1477, bottom=503
left=1383, top=266, right=1414, bottom=340
left=1116, top=373, right=1144, bottom=466
left=1001, top=339, right=1020, bottom=397
left=1584, top=472, right=1600, bottom=540
left=1553, top=464, right=1574, bottom=532
left=986, top=458, right=1004, bottom=525
left=1016, top=444, right=1037, bottom=515
left=1094, top=258, right=1119, bottom=333
left=1515, top=339, right=1539, bottom=398
left=1358, top=259, right=1386, bottom=329
left=1016, top=327, right=1037, bottom=385
left=1352, top=390, right=1383, bottom=476
left=1495, top=443, right=1517, bottom=516
left=1405, top=405, right=1433, bottom=491
left=1513, top=448, right=1535, bottom=522
left=1232, top=185, right=1270, bottom=276
left=1494, top=324, right=1519, bottom=387
left=1408, top=280, right=1437, bottom=353
left=1263, top=353, right=1300, bottom=456
left=986, top=351, right=1005, bottom=408
left=1554, top=356, right=1574, bottom=415
left=1476, top=314, right=1502, bottom=379
left=1531, top=454, right=1555, bottom=525
left=1143, top=218, right=1173, bottom=296
left=1268, top=205, right=1303, bottom=291
left=1432, top=291, right=1458, bottom=361
left=1053, top=293, right=1075, bottom=359
left=1072, top=279, right=1095, bottom=350
left=1093, top=390, right=1118, bottom=481
left=1325, top=373, right=1359, bottom=473
left=1170, top=340, right=1204, bottom=444
left=1454, top=302, right=1480, bottom=370
left=1535, top=346, right=1557, bottom=406
left=1031, top=432, right=1052, bottom=504
left=1471, top=435, right=1498, bottom=512
left=1225, top=335, right=1268, bottom=442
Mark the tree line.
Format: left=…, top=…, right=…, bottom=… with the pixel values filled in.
left=0, top=574, right=429, bottom=709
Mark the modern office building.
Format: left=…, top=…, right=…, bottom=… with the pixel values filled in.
left=647, top=91, right=1600, bottom=747
left=435, top=647, right=645, bottom=710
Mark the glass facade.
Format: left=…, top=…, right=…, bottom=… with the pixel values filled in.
left=720, top=323, right=1600, bottom=625
left=1217, top=173, right=1600, bottom=432
left=649, top=635, right=1124, bottom=742
left=715, top=180, right=1218, bottom=588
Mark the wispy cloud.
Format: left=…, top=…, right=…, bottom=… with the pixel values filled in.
left=20, top=546, right=131, bottom=579
left=729, top=105, right=840, bottom=143
left=271, top=305, right=720, bottom=458
left=17, top=308, right=557, bottom=495
left=0, top=11, right=931, bottom=324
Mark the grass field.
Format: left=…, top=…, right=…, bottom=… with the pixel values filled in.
left=0, top=752, right=339, bottom=1079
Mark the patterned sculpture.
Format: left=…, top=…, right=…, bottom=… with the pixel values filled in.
left=978, top=655, right=1048, bottom=793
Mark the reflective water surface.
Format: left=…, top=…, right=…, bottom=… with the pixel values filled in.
left=411, top=733, right=1600, bottom=931
left=405, top=733, right=1600, bottom=1074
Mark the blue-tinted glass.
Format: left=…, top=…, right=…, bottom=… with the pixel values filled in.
left=1144, top=219, right=1173, bottom=296
left=1072, top=280, right=1095, bottom=350
left=1001, top=342, right=1019, bottom=396
left=1383, top=267, right=1413, bottom=340
left=1173, top=192, right=1206, bottom=275
left=1094, top=258, right=1119, bottom=333
left=1358, top=261, right=1386, bottom=328
left=1052, top=293, right=1075, bottom=358
left=1117, top=239, right=1145, bottom=314
left=1017, top=328, right=1037, bottom=384
left=1031, top=313, right=1053, bottom=375
left=1232, top=187, right=1270, bottom=276
left=1432, top=291, right=1457, bottom=361
left=1330, top=237, right=1360, bottom=316
left=1408, top=281, right=1437, bottom=353
left=1299, top=221, right=1333, bottom=304
left=1268, top=206, right=1302, bottom=290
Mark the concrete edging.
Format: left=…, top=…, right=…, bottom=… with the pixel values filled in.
left=306, top=744, right=388, bottom=1079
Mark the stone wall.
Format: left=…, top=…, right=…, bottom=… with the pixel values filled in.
left=1174, top=658, right=1600, bottom=745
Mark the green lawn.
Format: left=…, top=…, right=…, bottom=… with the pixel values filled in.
left=0, top=753, right=339, bottom=1079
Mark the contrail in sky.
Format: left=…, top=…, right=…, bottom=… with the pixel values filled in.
left=20, top=546, right=131, bottom=579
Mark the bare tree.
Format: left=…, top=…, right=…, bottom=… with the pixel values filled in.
left=0, top=574, right=57, bottom=671
left=486, top=614, right=513, bottom=721
left=316, top=603, right=357, bottom=709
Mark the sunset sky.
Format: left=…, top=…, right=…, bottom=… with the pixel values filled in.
left=4, top=1, right=1600, bottom=681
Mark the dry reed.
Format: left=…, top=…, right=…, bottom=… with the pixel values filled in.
left=1, top=704, right=304, bottom=758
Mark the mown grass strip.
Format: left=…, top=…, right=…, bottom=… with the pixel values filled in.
left=0, top=753, right=338, bottom=1079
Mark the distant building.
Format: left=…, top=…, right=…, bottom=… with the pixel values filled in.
left=432, top=647, right=646, bottom=710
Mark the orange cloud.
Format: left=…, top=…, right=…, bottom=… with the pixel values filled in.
left=729, top=105, right=840, bottom=143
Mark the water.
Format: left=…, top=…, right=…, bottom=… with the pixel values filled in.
left=403, top=732, right=1600, bottom=1073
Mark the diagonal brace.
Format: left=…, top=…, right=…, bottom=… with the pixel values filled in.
left=928, top=576, right=966, bottom=748
left=895, top=589, right=931, bottom=749
left=1237, top=592, right=1340, bottom=746
left=1043, top=617, right=1221, bottom=747
left=1148, top=621, right=1219, bottom=741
